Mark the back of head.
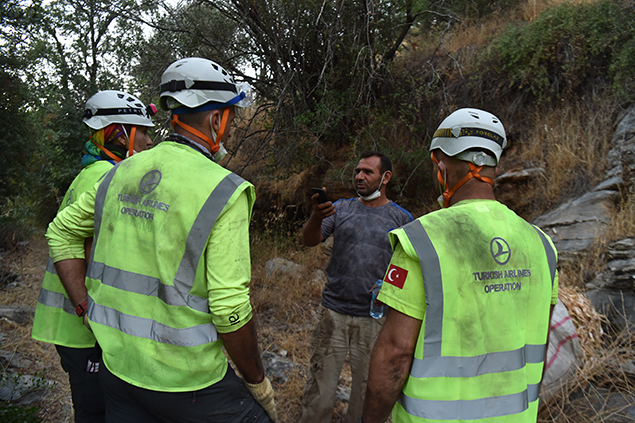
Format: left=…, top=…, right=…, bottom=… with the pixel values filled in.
left=159, top=57, right=252, bottom=113
left=83, top=90, right=155, bottom=131
left=429, top=108, right=506, bottom=167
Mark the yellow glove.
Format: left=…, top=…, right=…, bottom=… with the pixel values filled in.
left=243, top=376, right=277, bottom=422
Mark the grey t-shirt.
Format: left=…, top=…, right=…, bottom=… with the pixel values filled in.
left=320, top=198, right=414, bottom=316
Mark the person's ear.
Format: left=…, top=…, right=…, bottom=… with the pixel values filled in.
left=382, top=170, right=392, bottom=185
left=114, top=135, right=128, bottom=147
left=209, top=110, right=221, bottom=132
left=436, top=161, right=446, bottom=184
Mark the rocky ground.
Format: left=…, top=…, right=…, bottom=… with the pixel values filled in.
left=0, top=237, right=73, bottom=422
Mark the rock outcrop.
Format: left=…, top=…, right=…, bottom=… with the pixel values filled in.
left=528, top=103, right=635, bottom=332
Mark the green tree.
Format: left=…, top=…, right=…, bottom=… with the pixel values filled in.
left=21, top=0, right=159, bottom=221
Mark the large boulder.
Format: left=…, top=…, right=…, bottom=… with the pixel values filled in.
left=607, top=102, right=635, bottom=186
left=532, top=189, right=618, bottom=262
left=586, top=238, right=635, bottom=333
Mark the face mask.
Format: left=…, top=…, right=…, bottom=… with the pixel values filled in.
left=209, top=112, right=228, bottom=162
left=213, top=142, right=227, bottom=162
left=357, top=172, right=386, bottom=201
left=437, top=164, right=448, bottom=208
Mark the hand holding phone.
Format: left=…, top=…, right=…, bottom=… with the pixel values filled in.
left=311, top=187, right=329, bottom=204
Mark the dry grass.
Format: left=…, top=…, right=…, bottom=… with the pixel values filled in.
left=519, top=0, right=601, bottom=22
left=558, top=285, right=607, bottom=357
left=538, top=319, right=635, bottom=422
left=538, top=265, right=635, bottom=422
left=609, top=190, right=635, bottom=240
left=496, top=97, right=616, bottom=220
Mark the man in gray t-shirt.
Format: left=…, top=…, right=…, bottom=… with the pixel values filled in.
left=301, top=151, right=414, bottom=423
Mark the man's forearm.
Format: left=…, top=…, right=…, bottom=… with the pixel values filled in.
left=363, top=342, right=413, bottom=422
left=219, top=319, right=265, bottom=384
left=362, top=309, right=421, bottom=423
left=54, top=258, right=88, bottom=307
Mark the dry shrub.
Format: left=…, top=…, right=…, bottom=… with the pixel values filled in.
left=500, top=97, right=615, bottom=219
left=558, top=285, right=606, bottom=357
left=248, top=236, right=329, bottom=422
left=538, top=319, right=635, bottom=422
left=609, top=190, right=635, bottom=240
left=539, top=265, right=634, bottom=422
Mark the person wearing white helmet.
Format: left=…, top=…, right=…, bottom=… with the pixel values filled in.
left=32, top=90, right=155, bottom=423
left=82, top=90, right=156, bottom=163
left=44, top=58, right=274, bottom=422
left=361, top=109, right=558, bottom=423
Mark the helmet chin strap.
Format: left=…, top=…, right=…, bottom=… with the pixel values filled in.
left=430, top=153, right=494, bottom=208
left=121, top=125, right=137, bottom=157
left=90, top=137, right=123, bottom=162
left=171, top=108, right=230, bottom=161
left=128, top=126, right=136, bottom=157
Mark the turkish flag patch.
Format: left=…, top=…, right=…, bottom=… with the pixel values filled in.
left=384, top=264, right=408, bottom=289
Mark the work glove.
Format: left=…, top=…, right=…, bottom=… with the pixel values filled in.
left=243, top=376, right=277, bottom=422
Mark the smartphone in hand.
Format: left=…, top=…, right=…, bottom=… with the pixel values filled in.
left=311, top=187, right=329, bottom=204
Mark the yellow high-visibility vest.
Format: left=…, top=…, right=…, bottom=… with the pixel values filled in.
left=32, top=160, right=113, bottom=347
left=388, top=200, right=557, bottom=422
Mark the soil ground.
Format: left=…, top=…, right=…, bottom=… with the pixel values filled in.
left=0, top=233, right=355, bottom=423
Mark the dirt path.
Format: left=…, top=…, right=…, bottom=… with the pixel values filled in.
left=0, top=234, right=73, bottom=422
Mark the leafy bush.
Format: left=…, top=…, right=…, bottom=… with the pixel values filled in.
left=487, top=0, right=635, bottom=102
left=0, top=403, right=42, bottom=423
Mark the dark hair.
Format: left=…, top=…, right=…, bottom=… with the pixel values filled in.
left=360, top=151, right=392, bottom=173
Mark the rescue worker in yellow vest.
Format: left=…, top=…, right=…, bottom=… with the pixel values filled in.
left=45, top=58, right=276, bottom=423
left=360, top=108, right=558, bottom=423
left=32, top=90, right=155, bottom=423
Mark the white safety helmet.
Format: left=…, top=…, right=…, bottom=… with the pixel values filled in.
left=429, top=108, right=507, bottom=166
left=83, top=90, right=155, bottom=130
left=159, top=57, right=252, bottom=111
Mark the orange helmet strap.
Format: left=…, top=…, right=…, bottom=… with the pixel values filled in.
left=91, top=136, right=122, bottom=162
left=431, top=152, right=494, bottom=207
left=172, top=114, right=217, bottom=153
left=128, top=126, right=137, bottom=157
left=213, top=108, right=231, bottom=151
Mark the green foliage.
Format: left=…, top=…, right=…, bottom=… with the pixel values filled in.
left=0, top=403, right=42, bottom=423
left=487, top=0, right=635, bottom=102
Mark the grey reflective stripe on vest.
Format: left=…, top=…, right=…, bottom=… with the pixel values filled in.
left=36, top=258, right=73, bottom=314
left=397, top=383, right=540, bottom=420
left=532, top=225, right=557, bottom=288
left=86, top=262, right=209, bottom=312
left=91, top=163, right=120, bottom=265
left=410, top=343, right=546, bottom=378
left=87, top=295, right=218, bottom=347
left=403, top=221, right=443, bottom=357
left=172, top=172, right=246, bottom=306
left=37, top=288, right=75, bottom=315
left=46, top=257, right=57, bottom=275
